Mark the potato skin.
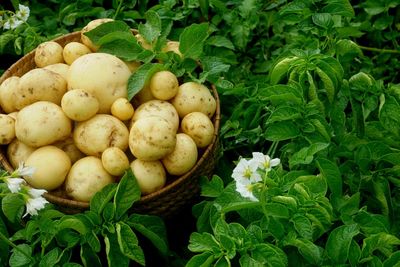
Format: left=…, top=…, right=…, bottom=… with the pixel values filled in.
left=24, top=146, right=71, bottom=190
left=15, top=68, right=67, bottom=110
left=61, top=89, right=99, bottom=121
left=73, top=114, right=129, bottom=157
left=63, top=42, right=91, bottom=65
left=181, top=112, right=215, bottom=148
left=129, top=116, right=176, bottom=161
left=43, top=63, right=70, bottom=80
left=150, top=71, right=179, bottom=100
left=130, top=159, right=166, bottom=195
left=162, top=133, right=198, bottom=176
left=53, top=137, right=85, bottom=164
left=111, top=98, right=134, bottom=121
left=133, top=85, right=155, bottom=107
left=81, top=18, right=114, bottom=52
left=15, top=101, right=72, bottom=147
left=7, top=139, right=35, bottom=169
left=101, top=147, right=130, bottom=176
left=67, top=53, right=131, bottom=113
left=34, top=41, right=64, bottom=67
left=66, top=156, right=114, bottom=202
left=171, top=82, right=216, bottom=118
left=0, top=114, right=15, bottom=144
left=131, top=100, right=179, bottom=132
left=0, top=76, right=19, bottom=113
left=162, top=41, right=182, bottom=57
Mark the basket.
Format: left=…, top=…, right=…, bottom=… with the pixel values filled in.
left=0, top=31, right=221, bottom=217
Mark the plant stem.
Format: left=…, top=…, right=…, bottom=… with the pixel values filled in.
left=358, top=45, right=400, bottom=54
left=0, top=230, right=32, bottom=260
left=113, top=0, right=124, bottom=19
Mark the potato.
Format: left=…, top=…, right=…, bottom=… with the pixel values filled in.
left=0, top=114, right=15, bottom=144
left=53, top=137, right=85, bottom=164
left=162, top=133, right=198, bottom=175
left=34, top=41, right=64, bottom=67
left=61, top=89, right=99, bottom=121
left=135, top=34, right=152, bottom=50
left=16, top=101, right=72, bottom=147
left=43, top=63, right=70, bottom=80
left=66, top=156, right=114, bottom=202
left=162, top=41, right=182, bottom=57
left=7, top=139, right=35, bottom=169
left=171, top=82, right=216, bottom=118
left=14, top=68, right=67, bottom=110
left=24, top=146, right=71, bottom=190
left=81, top=18, right=114, bottom=52
left=0, top=76, right=19, bottom=113
left=73, top=114, right=129, bottom=157
left=133, top=85, right=155, bottom=107
left=181, top=112, right=215, bottom=148
left=129, top=116, right=176, bottom=161
left=131, top=100, right=179, bottom=132
left=68, top=53, right=131, bottom=113
left=63, top=42, right=91, bottom=65
left=7, top=111, right=18, bottom=121
left=101, top=147, right=129, bottom=176
left=149, top=71, right=179, bottom=100
left=124, top=61, right=141, bottom=72
left=111, top=98, right=134, bottom=121
left=130, top=159, right=166, bottom=195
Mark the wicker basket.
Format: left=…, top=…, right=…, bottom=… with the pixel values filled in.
left=0, top=31, right=221, bottom=217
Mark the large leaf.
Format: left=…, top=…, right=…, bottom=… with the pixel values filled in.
left=138, top=10, right=161, bottom=43
left=127, top=63, right=164, bottom=100
left=2, top=194, right=25, bottom=223
left=179, top=23, right=209, bottom=59
left=114, top=169, right=141, bottom=220
left=116, top=222, right=145, bottom=266
left=316, top=158, right=343, bottom=199
left=326, top=224, right=359, bottom=264
left=90, top=183, right=117, bottom=215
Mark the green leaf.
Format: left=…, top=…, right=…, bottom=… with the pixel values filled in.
left=114, top=169, right=141, bottom=220
left=326, top=224, right=359, bottom=264
left=127, top=63, right=164, bottom=100
left=116, top=222, right=145, bottom=266
left=316, top=158, right=342, bottom=199
left=9, top=244, right=32, bottom=267
left=127, top=214, right=168, bottom=256
left=292, top=214, right=313, bottom=240
left=138, top=10, right=161, bottom=43
left=179, top=23, right=209, bottom=59
left=39, top=248, right=60, bottom=267
left=102, top=202, right=115, bottom=222
left=2, top=194, right=25, bottom=223
left=383, top=251, right=400, bottom=267
left=285, top=238, right=322, bottom=266
left=267, top=106, right=301, bottom=123
left=270, top=57, right=298, bottom=85
left=251, top=243, right=288, bottom=267
left=349, top=240, right=361, bottom=266
left=379, top=95, right=400, bottom=136
left=289, top=143, right=329, bottom=168
left=207, top=36, right=234, bottom=50
left=322, top=0, right=354, bottom=17
left=0, top=33, right=15, bottom=53
left=186, top=251, right=215, bottom=267
left=80, top=243, right=102, bottom=267
left=57, top=217, right=88, bottom=235
left=353, top=211, right=389, bottom=234
left=265, top=121, right=300, bottom=141
left=361, top=233, right=400, bottom=258
left=0, top=217, right=9, bottom=264
left=315, top=67, right=335, bottom=103
left=200, top=175, right=224, bottom=198
left=83, top=20, right=130, bottom=46
left=104, top=232, right=129, bottom=267
left=312, top=13, right=333, bottom=29
left=90, top=183, right=117, bottom=215
left=188, top=232, right=220, bottom=253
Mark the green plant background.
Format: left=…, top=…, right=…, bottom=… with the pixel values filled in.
left=1, top=0, right=400, bottom=266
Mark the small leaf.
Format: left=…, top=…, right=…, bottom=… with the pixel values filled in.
left=188, top=232, right=220, bottom=253
left=315, top=67, right=335, bottom=103
left=9, top=244, right=32, bottom=267
left=207, top=36, right=234, bottom=50
left=104, top=232, right=129, bottom=267
left=265, top=121, right=300, bottom=141
left=39, top=248, right=60, bottom=267
left=138, top=10, right=162, bottom=43
left=80, top=244, right=102, bottom=267
left=90, top=183, right=117, bottom=215
left=270, top=57, right=298, bottom=85
left=127, top=63, right=164, bottom=100
left=316, top=158, right=343, bottom=199
left=179, top=23, right=209, bottom=59
left=2, top=194, right=25, bottom=223
left=116, top=222, right=145, bottom=266
left=84, top=20, right=130, bottom=45
left=322, top=0, right=354, bottom=17
left=285, top=238, right=322, bottom=266
left=57, top=217, right=88, bottom=235
left=114, top=169, right=141, bottom=220
left=0, top=218, right=9, bottom=264
left=326, top=224, right=360, bottom=264
left=289, top=143, right=329, bottom=168
left=186, top=252, right=215, bottom=267
left=200, top=175, right=224, bottom=198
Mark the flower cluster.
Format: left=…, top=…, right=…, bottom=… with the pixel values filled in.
left=0, top=4, right=30, bottom=30
left=0, top=162, right=48, bottom=217
left=232, top=152, right=280, bottom=201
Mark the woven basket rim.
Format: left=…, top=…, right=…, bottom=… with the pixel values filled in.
left=0, top=30, right=221, bottom=211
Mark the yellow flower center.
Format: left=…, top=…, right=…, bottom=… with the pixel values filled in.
left=243, top=167, right=252, bottom=179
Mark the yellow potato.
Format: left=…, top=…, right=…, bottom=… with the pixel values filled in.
left=130, top=159, right=166, bottom=195
left=129, top=116, right=176, bottom=161
left=66, top=156, right=114, bottom=201
left=124, top=61, right=141, bottom=72
left=15, top=101, right=72, bottom=147
left=43, top=63, right=70, bottom=80
left=101, top=147, right=130, bottom=176
left=0, top=114, right=15, bottom=144
left=181, top=112, right=215, bottom=148
left=53, top=137, right=85, bottom=164
left=34, top=41, right=64, bottom=67
left=7, top=139, right=35, bottom=169
left=73, top=114, right=129, bottom=157
left=135, top=34, right=152, bottom=50
left=14, top=68, right=67, bottom=110
left=162, top=41, right=182, bottom=57
left=171, top=82, right=216, bottom=118
left=0, top=76, right=19, bottom=113
left=162, top=133, right=198, bottom=175
left=81, top=18, right=114, bottom=52
left=63, top=42, right=92, bottom=65
left=132, top=85, right=155, bottom=107
left=24, top=146, right=71, bottom=190
left=111, top=98, right=134, bottom=121
left=149, top=71, right=179, bottom=100
left=61, top=89, right=99, bottom=121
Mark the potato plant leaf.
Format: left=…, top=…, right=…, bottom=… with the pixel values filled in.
left=138, top=10, right=161, bottom=44
left=325, top=224, right=359, bottom=264
left=90, top=183, right=117, bottom=215
left=83, top=20, right=131, bottom=45
left=113, top=169, right=141, bottom=220
left=127, top=63, right=164, bottom=100
left=179, top=23, right=209, bottom=60
left=116, top=222, right=145, bottom=266
left=1, top=194, right=25, bottom=223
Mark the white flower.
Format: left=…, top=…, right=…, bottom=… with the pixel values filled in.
left=3, top=16, right=23, bottom=30
left=252, top=152, right=280, bottom=171
left=23, top=187, right=48, bottom=217
left=24, top=196, right=48, bottom=217
left=12, top=162, right=35, bottom=178
left=235, top=178, right=258, bottom=201
left=232, top=157, right=262, bottom=183
left=5, top=177, right=25, bottom=193
left=16, top=4, right=30, bottom=22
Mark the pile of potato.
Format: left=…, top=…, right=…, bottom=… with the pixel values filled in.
left=0, top=19, right=216, bottom=202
